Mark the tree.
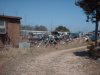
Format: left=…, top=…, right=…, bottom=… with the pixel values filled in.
left=21, top=25, right=48, bottom=31
left=76, top=0, right=100, bottom=47
left=55, top=25, right=70, bottom=32
left=21, top=25, right=34, bottom=30
left=34, top=25, right=48, bottom=31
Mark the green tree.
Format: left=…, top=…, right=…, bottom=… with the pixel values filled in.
left=55, top=25, right=70, bottom=32
left=76, top=0, right=100, bottom=47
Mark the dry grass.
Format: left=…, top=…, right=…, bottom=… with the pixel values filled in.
left=0, top=38, right=86, bottom=67
left=0, top=39, right=100, bottom=75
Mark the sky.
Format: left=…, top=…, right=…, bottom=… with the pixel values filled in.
left=0, top=0, right=98, bottom=32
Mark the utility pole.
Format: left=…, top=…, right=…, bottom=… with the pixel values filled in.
left=50, top=21, right=53, bottom=32
left=51, top=23, right=52, bottom=32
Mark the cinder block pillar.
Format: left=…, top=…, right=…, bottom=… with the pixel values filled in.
left=0, top=37, right=3, bottom=48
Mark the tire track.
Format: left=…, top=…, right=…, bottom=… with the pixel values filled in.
left=0, top=46, right=89, bottom=75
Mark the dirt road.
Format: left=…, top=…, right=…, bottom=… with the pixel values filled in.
left=0, top=46, right=100, bottom=75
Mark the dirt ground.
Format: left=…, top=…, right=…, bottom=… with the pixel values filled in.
left=0, top=39, right=100, bottom=75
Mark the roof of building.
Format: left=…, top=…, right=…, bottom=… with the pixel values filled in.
left=0, top=15, right=22, bottom=19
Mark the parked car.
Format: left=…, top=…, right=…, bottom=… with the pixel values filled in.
left=89, top=34, right=100, bottom=41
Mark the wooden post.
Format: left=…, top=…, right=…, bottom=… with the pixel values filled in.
left=95, top=10, right=99, bottom=47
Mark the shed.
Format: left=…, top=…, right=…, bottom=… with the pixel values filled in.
left=0, top=15, right=22, bottom=47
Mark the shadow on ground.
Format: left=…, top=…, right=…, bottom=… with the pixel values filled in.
left=74, top=50, right=100, bottom=60
left=73, top=50, right=89, bottom=57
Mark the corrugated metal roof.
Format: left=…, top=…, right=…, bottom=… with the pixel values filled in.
left=0, top=15, right=22, bottom=19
